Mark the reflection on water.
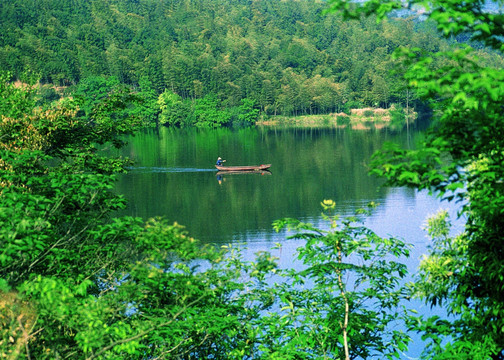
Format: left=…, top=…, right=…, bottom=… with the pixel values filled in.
left=115, top=126, right=463, bottom=245
left=116, top=126, right=418, bottom=243
left=115, top=126, right=464, bottom=358
left=128, top=166, right=217, bottom=173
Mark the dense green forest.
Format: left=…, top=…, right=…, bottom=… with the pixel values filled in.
left=3, top=0, right=500, bottom=124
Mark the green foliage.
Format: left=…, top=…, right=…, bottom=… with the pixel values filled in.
left=193, top=94, right=231, bottom=128
left=328, top=0, right=504, bottom=357
left=1, top=78, right=418, bottom=358
left=0, top=74, right=263, bottom=359
left=343, top=100, right=363, bottom=115
left=74, top=76, right=120, bottom=115
left=237, top=98, right=260, bottom=125
left=0, top=72, right=38, bottom=119
left=0, top=0, right=478, bottom=118
left=363, top=109, right=374, bottom=117
left=130, top=77, right=160, bottom=128
left=158, top=89, right=185, bottom=126
left=388, top=104, right=407, bottom=129
left=158, top=91, right=233, bottom=128
left=337, top=115, right=351, bottom=126
left=410, top=211, right=504, bottom=359
left=5, top=0, right=504, bottom=355
left=264, top=200, right=412, bottom=359
left=36, top=86, right=61, bottom=106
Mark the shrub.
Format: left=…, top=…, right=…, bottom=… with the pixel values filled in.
left=343, top=100, right=363, bottom=115
left=337, top=115, right=350, bottom=126
left=364, top=109, right=374, bottom=117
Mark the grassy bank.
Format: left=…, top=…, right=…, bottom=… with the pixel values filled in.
left=257, top=106, right=417, bottom=130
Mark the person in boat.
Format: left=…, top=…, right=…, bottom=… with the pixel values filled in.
left=216, top=157, right=226, bottom=166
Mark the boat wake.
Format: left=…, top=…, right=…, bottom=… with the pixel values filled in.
left=127, top=167, right=216, bottom=173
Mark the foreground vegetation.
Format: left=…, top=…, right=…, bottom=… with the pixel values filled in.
left=0, top=78, right=413, bottom=358
left=331, top=0, right=504, bottom=357
left=2, top=0, right=504, bottom=359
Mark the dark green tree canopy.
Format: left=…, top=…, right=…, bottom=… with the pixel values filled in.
left=0, top=0, right=483, bottom=116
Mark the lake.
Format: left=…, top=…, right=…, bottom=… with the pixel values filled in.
left=114, top=124, right=464, bottom=358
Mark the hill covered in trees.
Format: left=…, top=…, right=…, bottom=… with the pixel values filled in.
left=1, top=0, right=502, bottom=122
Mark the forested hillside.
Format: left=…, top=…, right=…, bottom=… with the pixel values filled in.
left=1, top=0, right=450, bottom=118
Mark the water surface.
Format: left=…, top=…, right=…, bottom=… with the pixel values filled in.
left=117, top=126, right=454, bottom=243
left=115, top=125, right=464, bottom=358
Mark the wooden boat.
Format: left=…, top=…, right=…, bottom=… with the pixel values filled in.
left=216, top=170, right=271, bottom=176
left=215, top=164, right=271, bottom=171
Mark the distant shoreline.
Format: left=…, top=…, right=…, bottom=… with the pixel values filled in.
left=257, top=106, right=417, bottom=130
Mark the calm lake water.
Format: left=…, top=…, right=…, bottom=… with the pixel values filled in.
left=115, top=125, right=464, bottom=358
left=116, top=125, right=462, bottom=246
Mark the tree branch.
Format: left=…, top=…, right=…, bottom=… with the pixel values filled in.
left=86, top=294, right=207, bottom=360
